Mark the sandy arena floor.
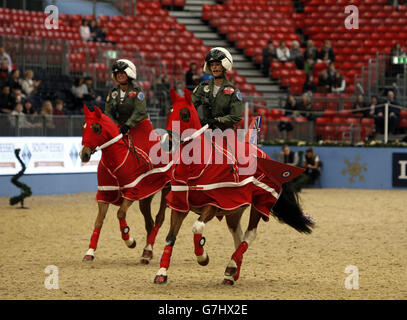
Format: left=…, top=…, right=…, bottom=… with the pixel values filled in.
left=0, top=188, right=406, bottom=300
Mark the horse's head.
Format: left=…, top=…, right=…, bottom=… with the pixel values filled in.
left=80, top=105, right=120, bottom=162
left=166, top=88, right=202, bottom=138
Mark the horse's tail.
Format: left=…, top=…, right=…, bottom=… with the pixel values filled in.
left=271, top=182, right=314, bottom=233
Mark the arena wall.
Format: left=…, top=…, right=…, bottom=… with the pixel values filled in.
left=1, top=142, right=406, bottom=196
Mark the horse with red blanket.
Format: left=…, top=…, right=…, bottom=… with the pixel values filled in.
left=154, top=89, right=314, bottom=285
left=80, top=105, right=172, bottom=264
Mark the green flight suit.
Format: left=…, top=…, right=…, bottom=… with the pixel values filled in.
left=192, top=79, right=243, bottom=130
left=105, top=83, right=148, bottom=129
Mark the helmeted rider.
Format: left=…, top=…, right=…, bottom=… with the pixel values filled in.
left=105, top=59, right=148, bottom=135
left=192, top=47, right=243, bottom=131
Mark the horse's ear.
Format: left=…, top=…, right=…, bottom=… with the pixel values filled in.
left=184, top=89, right=192, bottom=105
left=94, top=105, right=102, bottom=118
left=169, top=88, right=178, bottom=104
left=83, top=104, right=90, bottom=117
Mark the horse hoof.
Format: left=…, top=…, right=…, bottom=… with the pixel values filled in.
left=141, top=249, right=153, bottom=264
left=154, top=275, right=167, bottom=284
left=82, top=255, right=94, bottom=262
left=140, top=258, right=150, bottom=265
left=224, top=266, right=237, bottom=277
left=197, top=254, right=209, bottom=266
left=222, top=279, right=234, bottom=285
left=127, top=239, right=136, bottom=249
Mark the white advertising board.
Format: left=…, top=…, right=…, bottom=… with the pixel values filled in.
left=0, top=137, right=100, bottom=175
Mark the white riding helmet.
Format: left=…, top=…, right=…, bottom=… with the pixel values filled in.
left=203, top=47, right=233, bottom=74
left=111, top=59, right=137, bottom=81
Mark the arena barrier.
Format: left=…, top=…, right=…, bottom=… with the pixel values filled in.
left=1, top=137, right=406, bottom=196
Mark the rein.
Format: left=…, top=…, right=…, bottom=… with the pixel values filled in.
left=91, top=133, right=123, bottom=154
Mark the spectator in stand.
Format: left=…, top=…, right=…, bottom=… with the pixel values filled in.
left=280, top=144, right=299, bottom=166
left=20, top=69, right=41, bottom=97
left=298, top=94, right=314, bottom=120
left=316, top=70, right=332, bottom=93
left=284, top=94, right=299, bottom=117
left=317, top=40, right=335, bottom=65
left=0, top=84, right=13, bottom=113
left=8, top=69, right=22, bottom=90
left=331, top=71, right=346, bottom=94
left=154, top=74, right=171, bottom=115
left=79, top=19, right=91, bottom=42
left=262, top=40, right=277, bottom=76
left=9, top=102, right=38, bottom=129
left=0, top=60, right=10, bottom=81
left=83, top=76, right=100, bottom=103
left=366, top=95, right=379, bottom=118
left=71, top=76, right=88, bottom=111
left=352, top=94, right=367, bottom=116
left=389, top=42, right=405, bottom=76
left=375, top=89, right=400, bottom=134
left=304, top=40, right=318, bottom=74
left=289, top=40, right=304, bottom=70
left=96, top=18, right=107, bottom=42
left=40, top=100, right=55, bottom=129
left=302, top=74, right=316, bottom=95
left=185, top=62, right=202, bottom=91
left=89, top=19, right=105, bottom=42
left=53, top=99, right=66, bottom=128
left=11, top=87, right=26, bottom=106
left=276, top=40, right=290, bottom=63
left=23, top=99, right=38, bottom=116
left=0, top=47, right=12, bottom=73
left=291, top=147, right=321, bottom=192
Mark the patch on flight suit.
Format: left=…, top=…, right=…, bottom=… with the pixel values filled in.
left=222, top=86, right=235, bottom=95
left=137, top=92, right=145, bottom=100
left=203, top=85, right=210, bottom=93
left=236, top=91, right=242, bottom=101
left=128, top=90, right=138, bottom=98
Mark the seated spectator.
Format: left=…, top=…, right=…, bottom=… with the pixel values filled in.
left=262, top=40, right=277, bottom=76
left=40, top=100, right=55, bottom=129
left=9, top=102, right=38, bottom=128
left=289, top=40, right=304, bottom=69
left=276, top=40, right=290, bottom=62
left=79, top=19, right=91, bottom=42
left=316, top=70, right=332, bottom=93
left=23, top=99, right=38, bottom=115
left=20, top=69, right=41, bottom=97
left=352, top=94, right=367, bottom=116
left=291, top=147, right=321, bottom=192
left=96, top=18, right=107, bottom=42
left=185, top=62, right=202, bottom=91
left=366, top=95, right=379, bottom=118
left=8, top=69, right=21, bottom=90
left=331, top=71, right=346, bottom=94
left=53, top=99, right=66, bottom=128
left=280, top=144, right=299, bottom=166
left=389, top=42, right=405, bottom=76
left=302, top=74, right=316, bottom=95
left=11, top=87, right=26, bottom=106
left=0, top=84, right=13, bottom=113
left=89, top=19, right=106, bottom=42
left=0, top=46, right=12, bottom=73
left=374, top=90, right=401, bottom=134
left=154, top=74, right=171, bottom=115
left=71, top=77, right=88, bottom=110
left=298, top=94, right=314, bottom=120
left=83, top=76, right=100, bottom=103
left=284, top=94, right=299, bottom=117
left=304, top=40, right=318, bottom=74
left=0, top=60, right=10, bottom=81
left=317, top=40, right=335, bottom=65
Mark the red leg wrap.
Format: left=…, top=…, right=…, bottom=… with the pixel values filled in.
left=194, top=234, right=204, bottom=256
left=147, top=224, right=160, bottom=245
left=89, top=228, right=101, bottom=250
left=119, top=219, right=130, bottom=241
left=160, top=245, right=173, bottom=269
left=232, top=241, right=248, bottom=265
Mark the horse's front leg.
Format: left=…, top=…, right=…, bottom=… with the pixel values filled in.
left=223, top=207, right=261, bottom=285
left=154, top=209, right=188, bottom=284
left=83, top=202, right=109, bottom=261
left=192, top=206, right=217, bottom=266
left=117, top=198, right=137, bottom=248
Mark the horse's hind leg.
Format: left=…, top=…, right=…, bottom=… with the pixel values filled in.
left=226, top=209, right=244, bottom=250
left=117, top=199, right=137, bottom=249
left=83, top=202, right=109, bottom=262
left=223, top=207, right=262, bottom=285
left=154, top=209, right=188, bottom=284
left=140, top=185, right=170, bottom=264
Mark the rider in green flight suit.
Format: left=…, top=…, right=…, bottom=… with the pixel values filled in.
left=192, top=47, right=243, bottom=131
